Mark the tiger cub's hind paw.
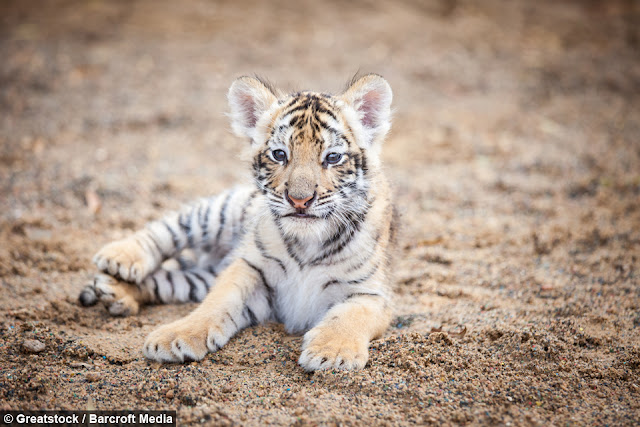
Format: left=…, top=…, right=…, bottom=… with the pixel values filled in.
left=93, top=237, right=156, bottom=283
left=79, top=273, right=142, bottom=316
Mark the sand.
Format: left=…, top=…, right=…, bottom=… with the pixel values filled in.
left=1, top=0, right=639, bottom=425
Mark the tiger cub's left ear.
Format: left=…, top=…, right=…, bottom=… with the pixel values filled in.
left=228, top=76, right=278, bottom=142
left=340, top=74, right=393, bottom=148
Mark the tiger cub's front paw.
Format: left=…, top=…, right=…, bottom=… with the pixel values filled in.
left=93, top=237, right=156, bottom=283
left=298, top=325, right=369, bottom=371
left=143, top=316, right=227, bottom=363
left=78, top=273, right=141, bottom=316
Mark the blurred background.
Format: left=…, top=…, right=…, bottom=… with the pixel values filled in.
left=0, top=1, right=639, bottom=424
left=2, top=0, right=638, bottom=205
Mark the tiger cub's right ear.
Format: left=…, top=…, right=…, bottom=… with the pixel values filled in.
left=228, top=76, right=278, bottom=142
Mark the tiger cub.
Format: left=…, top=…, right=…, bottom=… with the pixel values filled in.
left=79, top=74, right=397, bottom=371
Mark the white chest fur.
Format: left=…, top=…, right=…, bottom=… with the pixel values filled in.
left=241, top=216, right=382, bottom=334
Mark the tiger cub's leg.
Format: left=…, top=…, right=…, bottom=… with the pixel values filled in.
left=79, top=266, right=218, bottom=316
left=143, top=258, right=271, bottom=362
left=92, top=193, right=235, bottom=284
left=298, top=293, right=392, bottom=371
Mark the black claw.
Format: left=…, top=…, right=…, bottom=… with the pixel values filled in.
left=155, top=344, right=159, bottom=353
left=78, top=287, right=98, bottom=306
left=320, top=357, right=328, bottom=364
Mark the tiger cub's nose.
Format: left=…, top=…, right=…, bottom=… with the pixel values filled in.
left=285, top=190, right=317, bottom=209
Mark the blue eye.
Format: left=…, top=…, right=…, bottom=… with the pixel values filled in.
left=272, top=149, right=287, bottom=163
left=325, top=152, right=342, bottom=165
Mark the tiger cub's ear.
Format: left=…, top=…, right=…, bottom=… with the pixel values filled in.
left=228, top=76, right=278, bottom=142
left=340, top=74, right=393, bottom=148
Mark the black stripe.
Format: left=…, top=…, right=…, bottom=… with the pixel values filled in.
left=344, top=241, right=379, bottom=273
left=235, top=190, right=259, bottom=242
left=280, top=96, right=303, bottom=114
left=326, top=210, right=363, bottom=247
left=179, top=212, right=193, bottom=247
left=339, top=134, right=352, bottom=148
left=243, top=305, right=258, bottom=326
left=241, top=258, right=268, bottom=286
left=283, top=235, right=305, bottom=268
left=207, top=265, right=218, bottom=277
left=345, top=292, right=381, bottom=300
left=347, top=262, right=380, bottom=285
left=201, top=200, right=213, bottom=241
left=134, top=234, right=157, bottom=263
left=270, top=124, right=288, bottom=138
left=310, top=229, right=356, bottom=265
left=274, top=218, right=305, bottom=268
left=184, top=273, right=198, bottom=302
left=319, top=226, right=359, bottom=261
left=162, top=220, right=180, bottom=251
left=311, top=121, right=320, bottom=136
left=254, top=233, right=286, bottom=273
left=323, top=279, right=340, bottom=290
left=317, top=192, right=333, bottom=202
left=288, top=114, right=304, bottom=128
left=283, top=103, right=310, bottom=118
left=192, top=271, right=211, bottom=290
left=241, top=258, right=274, bottom=309
left=166, top=270, right=175, bottom=300
left=145, top=232, right=165, bottom=257
left=322, top=221, right=348, bottom=248
left=262, top=183, right=281, bottom=199
left=310, top=212, right=364, bottom=265
left=151, top=276, right=161, bottom=303
left=226, top=312, right=238, bottom=329
left=215, top=191, right=234, bottom=244
left=197, top=201, right=205, bottom=225
left=361, top=152, right=368, bottom=175
left=315, top=106, right=337, bottom=121
left=313, top=117, right=340, bottom=135
left=253, top=151, right=267, bottom=178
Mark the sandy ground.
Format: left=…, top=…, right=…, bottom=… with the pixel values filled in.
left=1, top=0, right=639, bottom=425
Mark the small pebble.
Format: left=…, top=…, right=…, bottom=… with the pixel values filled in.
left=222, top=385, right=232, bottom=393
left=70, top=362, right=91, bottom=369
left=166, top=389, right=175, bottom=399
left=85, top=372, right=102, bottom=382
left=22, top=339, right=45, bottom=353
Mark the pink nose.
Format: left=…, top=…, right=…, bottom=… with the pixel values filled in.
left=285, top=190, right=316, bottom=209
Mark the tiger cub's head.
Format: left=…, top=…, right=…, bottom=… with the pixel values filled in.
left=228, top=74, right=392, bottom=237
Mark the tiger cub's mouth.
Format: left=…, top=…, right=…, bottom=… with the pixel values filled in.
left=283, top=209, right=318, bottom=219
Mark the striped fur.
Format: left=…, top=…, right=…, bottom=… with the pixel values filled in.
left=79, top=74, right=397, bottom=371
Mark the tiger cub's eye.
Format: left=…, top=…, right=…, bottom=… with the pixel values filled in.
left=272, top=149, right=287, bottom=163
left=325, top=152, right=343, bottom=165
